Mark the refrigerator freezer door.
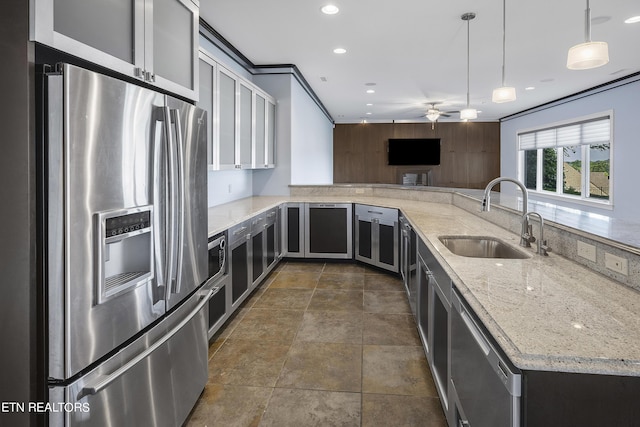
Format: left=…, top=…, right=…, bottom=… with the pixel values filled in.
left=49, top=289, right=210, bottom=427
left=164, top=96, right=208, bottom=310
left=47, top=64, right=167, bottom=380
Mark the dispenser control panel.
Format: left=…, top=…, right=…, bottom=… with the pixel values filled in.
left=105, top=211, right=151, bottom=237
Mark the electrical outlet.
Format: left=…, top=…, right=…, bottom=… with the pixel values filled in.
left=228, top=184, right=232, bottom=193
left=577, top=241, right=596, bottom=262
left=605, top=252, right=628, bottom=275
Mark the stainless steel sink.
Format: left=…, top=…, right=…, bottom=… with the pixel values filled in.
left=438, top=236, right=530, bottom=259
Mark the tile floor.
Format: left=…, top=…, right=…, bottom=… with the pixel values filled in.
left=185, top=261, right=448, bottom=427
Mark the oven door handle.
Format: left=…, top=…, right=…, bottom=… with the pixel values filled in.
left=78, top=289, right=213, bottom=399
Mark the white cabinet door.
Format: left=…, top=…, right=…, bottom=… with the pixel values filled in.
left=217, top=67, right=237, bottom=170
left=151, top=0, right=198, bottom=99
left=196, top=55, right=215, bottom=167
left=31, top=0, right=198, bottom=100
left=238, top=83, right=253, bottom=168
left=254, top=94, right=267, bottom=168
left=253, top=94, right=276, bottom=169
left=266, top=99, right=277, bottom=168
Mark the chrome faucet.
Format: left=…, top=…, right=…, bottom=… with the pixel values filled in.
left=523, top=212, right=551, bottom=256
left=481, top=177, right=531, bottom=248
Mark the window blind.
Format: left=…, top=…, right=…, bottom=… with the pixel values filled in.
left=518, top=117, right=610, bottom=150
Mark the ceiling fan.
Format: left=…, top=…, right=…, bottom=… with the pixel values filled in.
left=424, top=103, right=458, bottom=122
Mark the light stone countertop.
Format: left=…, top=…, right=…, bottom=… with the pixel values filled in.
left=207, top=195, right=640, bottom=377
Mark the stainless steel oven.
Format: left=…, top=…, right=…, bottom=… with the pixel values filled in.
left=204, top=231, right=230, bottom=339
left=207, top=232, right=227, bottom=285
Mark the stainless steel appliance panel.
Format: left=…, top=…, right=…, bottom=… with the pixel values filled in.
left=50, top=289, right=210, bottom=427
left=48, top=64, right=167, bottom=380
left=451, top=288, right=521, bottom=427
left=164, top=96, right=208, bottom=310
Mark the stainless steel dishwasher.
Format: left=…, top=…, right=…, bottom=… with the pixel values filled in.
left=450, top=287, right=521, bottom=427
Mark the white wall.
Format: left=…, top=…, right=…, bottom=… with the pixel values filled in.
left=500, top=76, right=640, bottom=221
left=207, top=169, right=253, bottom=206
left=252, top=74, right=293, bottom=196
left=290, top=78, right=334, bottom=185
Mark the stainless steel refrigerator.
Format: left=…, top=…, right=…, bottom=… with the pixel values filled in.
left=44, top=63, right=209, bottom=426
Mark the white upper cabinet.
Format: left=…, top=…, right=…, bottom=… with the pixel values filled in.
left=199, top=49, right=276, bottom=171
left=31, top=0, right=199, bottom=100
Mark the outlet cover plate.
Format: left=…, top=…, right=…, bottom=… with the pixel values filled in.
left=577, top=241, right=596, bottom=262
left=605, top=252, right=628, bottom=275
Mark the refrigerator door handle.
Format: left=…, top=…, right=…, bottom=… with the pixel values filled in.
left=152, top=110, right=167, bottom=299
left=170, top=108, right=186, bottom=295
left=163, top=106, right=179, bottom=295
left=78, top=289, right=214, bottom=400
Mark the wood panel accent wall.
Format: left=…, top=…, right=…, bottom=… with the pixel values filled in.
left=333, top=122, right=500, bottom=189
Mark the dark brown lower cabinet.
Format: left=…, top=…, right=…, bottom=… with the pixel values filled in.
left=523, top=370, right=640, bottom=426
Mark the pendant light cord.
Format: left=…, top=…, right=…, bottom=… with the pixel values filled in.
left=501, top=0, right=507, bottom=87
left=585, top=0, right=592, bottom=42
left=466, top=16, right=470, bottom=108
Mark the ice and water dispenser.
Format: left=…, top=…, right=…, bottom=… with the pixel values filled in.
left=95, top=206, right=154, bottom=304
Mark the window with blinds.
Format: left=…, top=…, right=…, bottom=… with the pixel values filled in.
left=517, top=115, right=611, bottom=204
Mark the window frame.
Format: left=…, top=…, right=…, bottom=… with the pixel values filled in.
left=517, top=111, right=614, bottom=209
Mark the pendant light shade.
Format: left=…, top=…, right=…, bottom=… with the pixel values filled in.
left=492, top=0, right=516, bottom=103
left=567, top=0, right=609, bottom=70
left=460, top=108, right=478, bottom=120
left=492, top=86, right=517, bottom=103
left=567, top=41, right=609, bottom=70
left=460, top=13, right=477, bottom=121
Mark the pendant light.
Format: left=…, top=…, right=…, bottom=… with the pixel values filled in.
left=460, top=13, right=477, bottom=121
left=492, top=0, right=516, bottom=103
left=567, top=0, right=609, bottom=70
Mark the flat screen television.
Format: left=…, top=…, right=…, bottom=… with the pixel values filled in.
left=388, top=138, right=441, bottom=166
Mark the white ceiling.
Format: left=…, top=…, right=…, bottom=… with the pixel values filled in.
left=200, top=0, right=640, bottom=123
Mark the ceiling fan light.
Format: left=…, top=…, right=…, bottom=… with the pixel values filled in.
left=567, top=41, right=609, bottom=70
left=460, top=108, right=477, bottom=120
left=492, top=86, right=517, bottom=103
left=426, top=112, right=440, bottom=122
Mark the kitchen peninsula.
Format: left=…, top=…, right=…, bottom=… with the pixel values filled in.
left=207, top=184, right=640, bottom=426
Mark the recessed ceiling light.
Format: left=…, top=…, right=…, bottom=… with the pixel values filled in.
left=366, top=103, right=373, bottom=106
left=625, top=15, right=640, bottom=24
left=525, top=86, right=535, bottom=91
left=321, top=4, right=339, bottom=15
left=366, top=112, right=372, bottom=115
left=366, top=89, right=375, bottom=94
left=333, top=48, right=347, bottom=54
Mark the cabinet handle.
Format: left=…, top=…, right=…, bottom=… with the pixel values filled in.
left=461, top=310, right=491, bottom=356
left=134, top=67, right=144, bottom=80
left=367, top=210, right=384, bottom=215
left=233, top=226, right=248, bottom=236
